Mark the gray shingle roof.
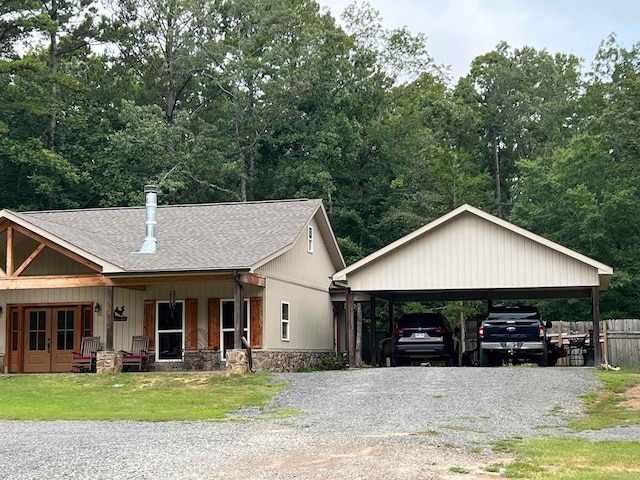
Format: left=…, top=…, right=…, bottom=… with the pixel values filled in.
left=10, top=199, right=325, bottom=273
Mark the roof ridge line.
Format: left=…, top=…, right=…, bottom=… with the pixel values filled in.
left=17, top=198, right=316, bottom=214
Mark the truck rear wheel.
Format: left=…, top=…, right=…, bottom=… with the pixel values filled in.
left=537, top=348, right=548, bottom=367
left=479, top=348, right=491, bottom=367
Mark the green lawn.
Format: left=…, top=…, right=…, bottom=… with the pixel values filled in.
left=0, top=373, right=286, bottom=421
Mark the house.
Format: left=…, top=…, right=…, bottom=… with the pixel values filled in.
left=0, top=186, right=345, bottom=373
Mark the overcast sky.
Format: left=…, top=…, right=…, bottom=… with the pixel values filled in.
left=316, top=0, right=640, bottom=81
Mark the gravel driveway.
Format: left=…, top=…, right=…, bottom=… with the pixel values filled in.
left=1, top=367, right=638, bottom=480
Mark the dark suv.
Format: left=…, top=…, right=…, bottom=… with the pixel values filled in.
left=391, top=312, right=457, bottom=366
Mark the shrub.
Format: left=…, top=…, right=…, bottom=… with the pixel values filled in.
left=318, top=354, right=347, bottom=370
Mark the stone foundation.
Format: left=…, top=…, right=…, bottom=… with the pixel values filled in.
left=146, top=350, right=222, bottom=372
left=96, top=351, right=123, bottom=374
left=225, top=349, right=248, bottom=374
left=252, top=350, right=331, bottom=372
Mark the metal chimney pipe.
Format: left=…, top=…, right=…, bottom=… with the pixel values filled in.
left=139, top=185, right=158, bottom=253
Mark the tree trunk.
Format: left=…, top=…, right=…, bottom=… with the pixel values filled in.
left=493, top=129, right=502, bottom=218
left=48, top=30, right=58, bottom=153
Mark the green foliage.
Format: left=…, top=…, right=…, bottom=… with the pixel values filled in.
left=0, top=0, right=638, bottom=320
left=318, top=354, right=348, bottom=370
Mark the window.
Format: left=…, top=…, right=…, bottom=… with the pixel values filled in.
left=307, top=225, right=313, bottom=253
left=157, top=301, right=184, bottom=360
left=281, top=302, right=290, bottom=341
left=56, top=309, right=75, bottom=351
left=81, top=305, right=93, bottom=338
left=10, top=308, right=18, bottom=351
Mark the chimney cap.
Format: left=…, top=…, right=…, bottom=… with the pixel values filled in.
left=144, top=185, right=158, bottom=193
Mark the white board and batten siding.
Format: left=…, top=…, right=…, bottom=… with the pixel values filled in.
left=345, top=212, right=601, bottom=292
left=0, top=281, right=264, bottom=355
left=257, top=215, right=336, bottom=351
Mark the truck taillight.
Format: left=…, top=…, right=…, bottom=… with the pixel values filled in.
left=479, top=325, right=484, bottom=339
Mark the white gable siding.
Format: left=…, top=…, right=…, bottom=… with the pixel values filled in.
left=347, top=212, right=600, bottom=292
left=257, top=215, right=335, bottom=351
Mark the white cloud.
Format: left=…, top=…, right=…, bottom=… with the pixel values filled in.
left=317, top=0, right=640, bottom=82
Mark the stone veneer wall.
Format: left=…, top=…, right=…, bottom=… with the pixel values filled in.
left=251, top=350, right=331, bottom=372
left=148, top=350, right=222, bottom=372
left=93, top=349, right=329, bottom=373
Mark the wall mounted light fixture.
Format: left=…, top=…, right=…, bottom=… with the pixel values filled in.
left=94, top=303, right=101, bottom=313
left=0, top=305, right=3, bottom=316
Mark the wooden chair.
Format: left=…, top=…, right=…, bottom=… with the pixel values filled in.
left=122, top=336, right=150, bottom=372
left=71, top=336, right=100, bottom=373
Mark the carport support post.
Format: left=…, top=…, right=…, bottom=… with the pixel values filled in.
left=388, top=302, right=394, bottom=335
left=346, top=289, right=355, bottom=367
left=592, top=286, right=601, bottom=366
left=370, top=297, right=377, bottom=367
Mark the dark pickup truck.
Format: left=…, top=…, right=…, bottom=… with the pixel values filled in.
left=478, top=306, right=558, bottom=367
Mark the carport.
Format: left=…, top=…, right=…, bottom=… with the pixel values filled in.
left=332, top=204, right=614, bottom=367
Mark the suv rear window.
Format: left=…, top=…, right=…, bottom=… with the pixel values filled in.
left=397, top=313, right=451, bottom=330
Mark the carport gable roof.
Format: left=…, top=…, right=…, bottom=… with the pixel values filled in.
left=333, top=204, right=613, bottom=301
left=1, top=198, right=344, bottom=274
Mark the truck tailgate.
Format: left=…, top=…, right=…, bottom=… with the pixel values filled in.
left=483, top=320, right=540, bottom=342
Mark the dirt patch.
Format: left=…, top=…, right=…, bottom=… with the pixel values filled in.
left=621, top=385, right=640, bottom=411
left=239, top=441, right=512, bottom=480
left=134, top=373, right=212, bottom=389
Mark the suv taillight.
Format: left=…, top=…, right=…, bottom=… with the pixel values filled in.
left=479, top=325, right=484, bottom=339
left=539, top=324, right=545, bottom=338
left=393, top=328, right=404, bottom=335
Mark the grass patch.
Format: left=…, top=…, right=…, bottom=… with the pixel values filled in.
left=410, top=430, right=440, bottom=436
left=0, top=373, right=286, bottom=421
left=492, top=367, right=640, bottom=479
left=449, top=466, right=470, bottom=474
left=569, top=367, right=640, bottom=431
left=484, top=463, right=504, bottom=473
left=494, top=437, right=640, bottom=479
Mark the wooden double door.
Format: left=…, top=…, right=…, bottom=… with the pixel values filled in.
left=22, top=307, right=78, bottom=373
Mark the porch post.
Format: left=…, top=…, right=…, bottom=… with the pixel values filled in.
left=369, top=296, right=377, bottom=367
left=592, top=286, right=601, bottom=366
left=105, top=286, right=114, bottom=351
left=346, top=288, right=355, bottom=367
left=234, top=273, right=245, bottom=349
left=388, top=302, right=394, bottom=336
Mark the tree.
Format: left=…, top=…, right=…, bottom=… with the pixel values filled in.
left=457, top=43, right=581, bottom=217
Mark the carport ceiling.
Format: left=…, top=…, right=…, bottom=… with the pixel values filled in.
left=332, top=204, right=613, bottom=303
